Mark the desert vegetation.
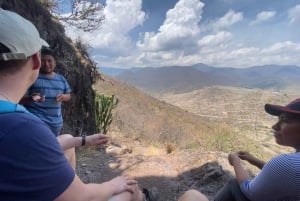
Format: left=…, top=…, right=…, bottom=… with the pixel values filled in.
left=93, top=75, right=267, bottom=156
left=94, top=93, right=118, bottom=134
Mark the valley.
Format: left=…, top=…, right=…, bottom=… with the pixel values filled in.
left=79, top=75, right=299, bottom=201
left=158, top=86, right=298, bottom=156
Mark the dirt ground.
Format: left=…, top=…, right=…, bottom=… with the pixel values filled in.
left=76, top=135, right=233, bottom=201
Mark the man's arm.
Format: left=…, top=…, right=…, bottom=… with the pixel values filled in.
left=56, top=76, right=71, bottom=103
left=55, top=175, right=141, bottom=201
left=56, top=93, right=70, bottom=102
left=57, top=134, right=108, bottom=150
left=19, top=93, right=45, bottom=105
left=228, top=153, right=251, bottom=184
left=240, top=155, right=295, bottom=200
left=238, top=151, right=265, bottom=169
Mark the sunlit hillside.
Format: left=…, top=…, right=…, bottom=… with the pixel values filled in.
left=159, top=86, right=298, bottom=157
left=94, top=74, right=262, bottom=155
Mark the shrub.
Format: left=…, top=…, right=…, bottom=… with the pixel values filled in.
left=95, top=94, right=118, bottom=134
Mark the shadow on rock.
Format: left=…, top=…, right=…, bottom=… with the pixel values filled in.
left=76, top=146, right=234, bottom=201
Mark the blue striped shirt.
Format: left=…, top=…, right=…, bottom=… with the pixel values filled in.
left=26, top=73, right=71, bottom=126
left=241, top=153, right=300, bottom=201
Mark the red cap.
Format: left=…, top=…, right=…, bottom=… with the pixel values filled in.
left=265, top=98, right=300, bottom=116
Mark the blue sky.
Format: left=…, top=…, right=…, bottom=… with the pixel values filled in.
left=64, top=0, right=300, bottom=69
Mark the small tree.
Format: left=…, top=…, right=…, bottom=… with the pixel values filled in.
left=95, top=94, right=118, bottom=134
left=40, top=0, right=105, bottom=32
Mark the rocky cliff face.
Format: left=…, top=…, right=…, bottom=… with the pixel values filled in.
left=0, top=0, right=99, bottom=135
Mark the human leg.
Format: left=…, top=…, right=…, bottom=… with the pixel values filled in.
left=108, top=191, right=132, bottom=201
left=108, top=184, right=145, bottom=201
left=63, top=147, right=76, bottom=170
left=178, top=190, right=209, bottom=201
left=56, top=134, right=76, bottom=169
left=214, top=178, right=250, bottom=201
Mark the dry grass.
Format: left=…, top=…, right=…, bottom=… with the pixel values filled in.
left=93, top=75, right=260, bottom=153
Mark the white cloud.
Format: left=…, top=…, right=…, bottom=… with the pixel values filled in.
left=261, top=41, right=300, bottom=54
left=288, top=4, right=300, bottom=24
left=137, top=0, right=204, bottom=52
left=202, top=9, right=243, bottom=32
left=102, top=0, right=145, bottom=34
left=250, top=11, right=276, bottom=25
left=65, top=0, right=146, bottom=56
left=198, top=31, right=232, bottom=46
left=195, top=41, right=300, bottom=68
left=215, top=10, right=243, bottom=29
left=61, top=0, right=300, bottom=69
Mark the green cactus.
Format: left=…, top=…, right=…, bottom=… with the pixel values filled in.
left=95, top=94, right=118, bottom=134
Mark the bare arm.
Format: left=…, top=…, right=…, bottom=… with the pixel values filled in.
left=19, top=93, right=45, bottom=105
left=238, top=151, right=265, bottom=169
left=55, top=175, right=140, bottom=201
left=229, top=153, right=251, bottom=184
left=57, top=134, right=109, bottom=150
left=56, top=93, right=71, bottom=102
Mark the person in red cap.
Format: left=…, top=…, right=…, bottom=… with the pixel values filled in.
left=211, top=98, right=300, bottom=201
left=175, top=98, right=300, bottom=201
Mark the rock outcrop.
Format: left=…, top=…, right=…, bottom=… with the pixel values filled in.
left=0, top=0, right=99, bottom=135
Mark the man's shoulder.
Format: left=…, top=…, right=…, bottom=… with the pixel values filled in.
left=272, top=153, right=300, bottom=160
left=55, top=72, right=67, bottom=80
left=0, top=112, right=52, bottom=142
left=0, top=112, right=45, bottom=129
left=267, top=153, right=300, bottom=170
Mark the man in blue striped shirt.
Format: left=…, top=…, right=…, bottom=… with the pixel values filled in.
left=21, top=47, right=71, bottom=136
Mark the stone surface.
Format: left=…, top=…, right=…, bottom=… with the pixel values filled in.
left=76, top=138, right=233, bottom=201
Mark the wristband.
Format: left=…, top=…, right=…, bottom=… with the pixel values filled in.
left=81, top=133, right=86, bottom=146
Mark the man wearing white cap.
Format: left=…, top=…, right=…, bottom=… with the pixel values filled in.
left=0, top=8, right=149, bottom=201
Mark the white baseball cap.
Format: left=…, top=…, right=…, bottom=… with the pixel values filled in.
left=0, top=9, right=49, bottom=61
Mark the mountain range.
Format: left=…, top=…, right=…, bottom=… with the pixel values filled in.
left=99, top=64, right=300, bottom=94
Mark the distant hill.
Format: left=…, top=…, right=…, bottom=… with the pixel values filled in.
left=108, top=64, right=300, bottom=94
left=116, top=66, right=232, bottom=94
left=98, top=67, right=126, bottom=77
left=192, top=64, right=300, bottom=89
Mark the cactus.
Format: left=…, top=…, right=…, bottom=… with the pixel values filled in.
left=94, top=94, right=118, bottom=134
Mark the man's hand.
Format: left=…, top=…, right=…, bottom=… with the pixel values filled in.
left=56, top=94, right=65, bottom=102
left=237, top=151, right=265, bottom=169
left=228, top=152, right=251, bottom=183
left=56, top=94, right=71, bottom=102
left=107, top=176, right=138, bottom=195
left=228, top=153, right=241, bottom=166
left=237, top=151, right=255, bottom=161
left=31, top=93, right=45, bottom=102
left=86, top=134, right=109, bottom=146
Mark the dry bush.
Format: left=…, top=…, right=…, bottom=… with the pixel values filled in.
left=164, top=142, right=176, bottom=154
left=203, top=123, right=257, bottom=153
